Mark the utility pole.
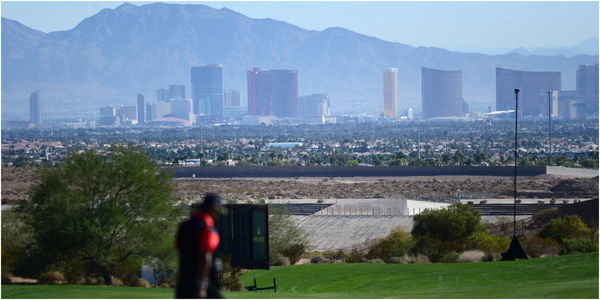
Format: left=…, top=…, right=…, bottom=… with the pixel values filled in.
left=513, top=89, right=519, bottom=237
left=501, top=88, right=528, bottom=261
left=547, top=90, right=552, bottom=166
left=417, top=118, right=421, bottom=160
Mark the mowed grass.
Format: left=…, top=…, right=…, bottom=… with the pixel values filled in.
left=2, top=253, right=598, bottom=299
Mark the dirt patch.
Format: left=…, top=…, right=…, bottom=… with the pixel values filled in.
left=1, top=167, right=39, bottom=204
left=2, top=167, right=596, bottom=205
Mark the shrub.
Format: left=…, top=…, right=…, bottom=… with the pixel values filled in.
left=273, top=256, right=290, bottom=266
left=386, top=256, right=404, bottom=264
left=492, top=216, right=513, bottom=236
left=539, top=215, right=591, bottom=243
left=414, top=254, right=431, bottom=264
left=466, top=231, right=510, bottom=255
left=522, top=235, right=560, bottom=258
left=456, top=250, right=485, bottom=263
left=220, top=257, right=243, bottom=292
left=322, top=250, right=345, bottom=260
left=138, top=278, right=150, bottom=288
left=343, top=249, right=365, bottom=263
left=58, top=260, right=86, bottom=285
left=560, top=238, right=598, bottom=255
left=38, top=271, right=65, bottom=284
left=2, top=272, right=13, bottom=284
left=269, top=209, right=309, bottom=265
left=440, top=251, right=460, bottom=263
left=412, top=203, right=482, bottom=262
left=532, top=208, right=558, bottom=228
left=111, top=277, right=124, bottom=286
left=367, top=229, right=415, bottom=261
left=366, top=258, right=384, bottom=264
left=310, top=253, right=325, bottom=264
left=123, top=274, right=150, bottom=287
left=281, top=243, right=308, bottom=265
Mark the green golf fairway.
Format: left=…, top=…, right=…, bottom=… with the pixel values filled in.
left=2, top=252, right=597, bottom=298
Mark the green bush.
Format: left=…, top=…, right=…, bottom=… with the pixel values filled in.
left=560, top=238, right=598, bottom=255
left=269, top=208, right=309, bottom=265
left=522, top=234, right=560, bottom=258
left=38, top=271, right=65, bottom=284
left=412, top=203, right=482, bottom=262
left=440, top=251, right=460, bottom=263
left=531, top=208, right=559, bottom=228
left=539, top=215, right=591, bottom=243
left=367, top=229, right=415, bottom=261
left=466, top=231, right=510, bottom=255
left=281, top=243, right=307, bottom=265
left=322, top=250, right=345, bottom=260
left=273, top=256, right=290, bottom=266
left=1, top=211, right=34, bottom=277
left=310, top=255, right=326, bottom=264
left=343, top=250, right=365, bottom=263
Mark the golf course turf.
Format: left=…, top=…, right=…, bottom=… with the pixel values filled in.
left=2, top=252, right=597, bottom=298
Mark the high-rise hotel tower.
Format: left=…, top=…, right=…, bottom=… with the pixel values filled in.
left=383, top=68, right=398, bottom=118
left=421, top=67, right=464, bottom=118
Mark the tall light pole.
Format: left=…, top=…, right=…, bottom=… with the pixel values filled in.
left=513, top=89, right=519, bottom=237
left=417, top=118, right=421, bottom=160
left=547, top=90, right=553, bottom=165
left=501, top=88, right=528, bottom=261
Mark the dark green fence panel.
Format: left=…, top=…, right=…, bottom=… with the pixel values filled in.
left=216, top=204, right=269, bottom=269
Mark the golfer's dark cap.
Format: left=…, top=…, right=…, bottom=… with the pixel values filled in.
left=196, top=192, right=228, bottom=215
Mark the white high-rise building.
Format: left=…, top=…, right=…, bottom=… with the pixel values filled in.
left=383, top=68, right=398, bottom=118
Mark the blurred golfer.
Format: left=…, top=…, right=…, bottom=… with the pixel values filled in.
left=176, top=193, right=227, bottom=298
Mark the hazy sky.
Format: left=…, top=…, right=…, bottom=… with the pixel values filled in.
left=2, top=1, right=598, bottom=53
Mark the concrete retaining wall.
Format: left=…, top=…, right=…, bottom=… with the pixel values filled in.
left=168, top=166, right=546, bottom=178
left=546, top=166, right=598, bottom=178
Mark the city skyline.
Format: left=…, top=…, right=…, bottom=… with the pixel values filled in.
left=3, top=1, right=598, bottom=121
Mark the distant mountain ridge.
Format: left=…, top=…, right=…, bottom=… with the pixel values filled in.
left=509, top=37, right=599, bottom=57
left=2, top=2, right=598, bottom=118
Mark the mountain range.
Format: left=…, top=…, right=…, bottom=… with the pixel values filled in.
left=509, top=38, right=599, bottom=57
left=2, top=2, right=598, bottom=118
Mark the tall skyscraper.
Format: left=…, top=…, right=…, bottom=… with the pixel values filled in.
left=191, top=64, right=224, bottom=117
left=248, top=69, right=298, bottom=117
left=99, top=106, right=117, bottom=126
left=383, top=68, right=398, bottom=118
left=247, top=67, right=261, bottom=115
left=576, top=64, right=599, bottom=115
left=156, top=88, right=169, bottom=102
left=421, top=67, right=464, bottom=119
left=29, top=91, right=42, bottom=126
left=224, top=89, right=241, bottom=107
left=299, top=94, right=330, bottom=117
left=169, top=85, right=186, bottom=100
left=146, top=103, right=153, bottom=121
left=495, top=67, right=561, bottom=116
left=137, top=93, right=145, bottom=125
